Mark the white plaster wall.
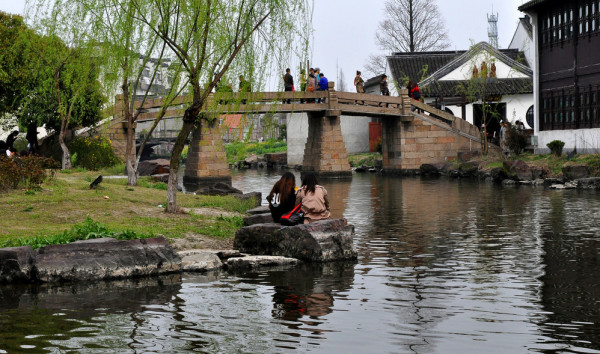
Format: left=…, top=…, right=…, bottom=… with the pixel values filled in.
left=436, top=93, right=533, bottom=128
left=536, top=129, right=600, bottom=154
left=503, top=94, right=534, bottom=128
left=286, top=113, right=370, bottom=166
left=508, top=21, right=534, bottom=67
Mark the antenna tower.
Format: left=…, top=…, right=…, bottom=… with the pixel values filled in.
left=488, top=11, right=499, bottom=48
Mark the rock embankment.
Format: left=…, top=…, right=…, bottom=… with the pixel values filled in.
left=0, top=218, right=358, bottom=284
left=0, top=237, right=181, bottom=284
left=418, top=160, right=600, bottom=189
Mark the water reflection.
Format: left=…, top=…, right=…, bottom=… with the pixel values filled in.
left=0, top=275, right=182, bottom=353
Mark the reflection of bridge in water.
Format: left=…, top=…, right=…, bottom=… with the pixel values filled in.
left=107, top=83, right=483, bottom=187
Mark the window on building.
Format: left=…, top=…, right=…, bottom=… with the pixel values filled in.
left=526, top=105, right=534, bottom=129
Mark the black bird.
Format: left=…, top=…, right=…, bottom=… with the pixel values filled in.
left=90, top=175, right=103, bottom=189
left=567, top=150, right=576, bottom=161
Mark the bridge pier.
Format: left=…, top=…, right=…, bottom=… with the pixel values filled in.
left=381, top=117, right=404, bottom=173
left=183, top=118, right=231, bottom=190
left=302, top=110, right=352, bottom=179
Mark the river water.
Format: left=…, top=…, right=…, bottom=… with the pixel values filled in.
left=1, top=170, right=600, bottom=353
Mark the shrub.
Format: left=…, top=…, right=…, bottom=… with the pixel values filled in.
left=69, top=136, right=121, bottom=170
left=0, top=155, right=59, bottom=191
left=547, top=140, right=565, bottom=157
left=0, top=217, right=154, bottom=249
left=505, top=126, right=528, bottom=155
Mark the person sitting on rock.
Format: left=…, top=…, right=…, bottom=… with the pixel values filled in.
left=295, top=172, right=330, bottom=224
left=267, top=172, right=297, bottom=223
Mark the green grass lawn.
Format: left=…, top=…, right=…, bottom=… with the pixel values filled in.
left=0, top=170, right=255, bottom=245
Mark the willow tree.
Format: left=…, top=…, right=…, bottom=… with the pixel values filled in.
left=74, top=0, right=189, bottom=186
left=24, top=0, right=106, bottom=169
left=127, top=0, right=309, bottom=213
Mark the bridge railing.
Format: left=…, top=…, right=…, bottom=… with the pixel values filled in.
left=115, top=85, right=413, bottom=120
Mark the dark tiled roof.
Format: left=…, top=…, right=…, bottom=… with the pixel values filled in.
left=387, top=42, right=529, bottom=86
left=387, top=42, right=532, bottom=98
left=518, top=0, right=550, bottom=11
left=364, top=74, right=385, bottom=93
left=420, top=78, right=533, bottom=98
left=387, top=51, right=461, bottom=85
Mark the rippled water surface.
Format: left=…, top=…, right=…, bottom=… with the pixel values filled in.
left=2, top=171, right=600, bottom=353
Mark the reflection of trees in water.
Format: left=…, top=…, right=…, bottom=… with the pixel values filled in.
left=539, top=194, right=600, bottom=350
left=0, top=274, right=182, bottom=352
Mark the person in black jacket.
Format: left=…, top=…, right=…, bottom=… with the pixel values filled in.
left=5, top=131, right=18, bottom=150
left=267, top=172, right=297, bottom=223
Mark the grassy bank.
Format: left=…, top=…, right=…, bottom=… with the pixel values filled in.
left=478, top=152, right=600, bottom=177
left=0, top=170, right=256, bottom=246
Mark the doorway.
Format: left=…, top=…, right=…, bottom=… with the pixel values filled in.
left=473, top=103, right=506, bottom=144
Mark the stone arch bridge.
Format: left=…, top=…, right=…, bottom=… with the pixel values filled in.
left=106, top=83, right=483, bottom=187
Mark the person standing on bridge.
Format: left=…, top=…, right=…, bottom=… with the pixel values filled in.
left=238, top=75, right=251, bottom=104
left=307, top=68, right=317, bottom=103
left=407, top=81, right=421, bottom=112
left=317, top=73, right=328, bottom=103
left=380, top=74, right=390, bottom=96
left=354, top=71, right=365, bottom=93
left=283, top=68, right=294, bottom=103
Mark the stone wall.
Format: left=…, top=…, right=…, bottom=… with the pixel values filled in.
left=383, top=113, right=483, bottom=172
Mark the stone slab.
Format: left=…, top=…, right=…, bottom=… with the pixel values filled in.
left=226, top=255, right=300, bottom=270
left=247, top=206, right=270, bottom=215
left=178, top=251, right=223, bottom=272
left=243, top=213, right=274, bottom=226
left=35, top=237, right=182, bottom=283
left=0, top=246, right=37, bottom=283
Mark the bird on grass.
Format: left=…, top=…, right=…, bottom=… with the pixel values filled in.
left=90, top=175, right=103, bottom=189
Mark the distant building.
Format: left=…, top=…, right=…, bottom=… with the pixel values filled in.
left=387, top=41, right=533, bottom=139
left=519, top=0, right=600, bottom=154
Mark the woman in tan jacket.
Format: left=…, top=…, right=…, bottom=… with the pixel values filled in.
left=295, top=172, right=330, bottom=223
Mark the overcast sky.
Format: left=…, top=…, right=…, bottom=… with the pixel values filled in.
left=1, top=0, right=529, bottom=90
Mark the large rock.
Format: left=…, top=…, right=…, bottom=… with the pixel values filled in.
left=457, top=162, right=478, bottom=177
left=264, top=153, right=287, bottom=167
left=233, top=219, right=357, bottom=262
left=35, top=237, right=181, bottom=283
left=504, top=160, right=532, bottom=180
left=178, top=250, right=223, bottom=272
left=563, top=165, right=590, bottom=180
left=0, top=246, right=36, bottom=283
left=243, top=212, right=274, bottom=226
left=420, top=163, right=450, bottom=176
left=138, top=159, right=170, bottom=176
left=576, top=177, right=600, bottom=189
left=247, top=205, right=270, bottom=215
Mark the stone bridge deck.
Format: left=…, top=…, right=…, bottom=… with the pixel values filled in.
left=107, top=84, right=483, bottom=187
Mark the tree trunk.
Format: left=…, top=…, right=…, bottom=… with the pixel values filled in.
left=409, top=0, right=414, bottom=52
left=166, top=118, right=196, bottom=213
left=121, top=75, right=139, bottom=186
left=59, top=123, right=72, bottom=169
